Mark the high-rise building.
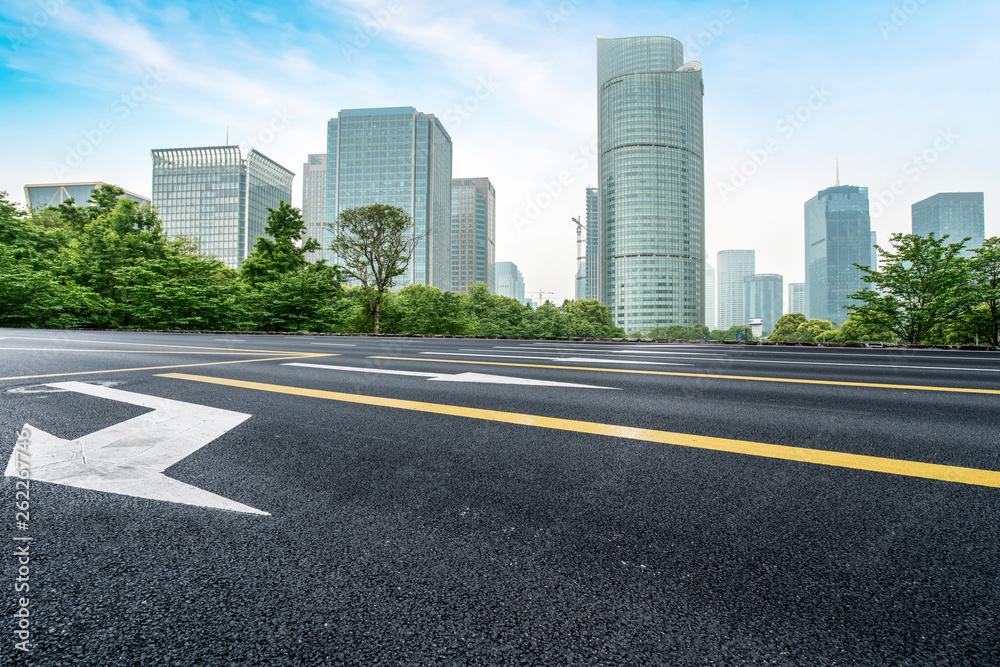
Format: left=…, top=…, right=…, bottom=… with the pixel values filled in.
left=870, top=230, right=878, bottom=271
left=787, top=282, right=805, bottom=315
left=705, top=263, right=716, bottom=330
left=25, top=182, right=150, bottom=209
left=326, top=106, right=452, bottom=290
left=804, top=185, right=872, bottom=325
left=496, top=261, right=525, bottom=303
left=717, top=250, right=755, bottom=330
left=745, top=274, right=783, bottom=335
left=451, top=177, right=495, bottom=294
left=911, top=192, right=985, bottom=257
left=597, top=35, right=705, bottom=331
left=301, top=154, right=326, bottom=263
left=151, top=145, right=294, bottom=268
left=584, top=186, right=600, bottom=301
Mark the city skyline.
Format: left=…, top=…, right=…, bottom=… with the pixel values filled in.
left=2, top=0, right=999, bottom=305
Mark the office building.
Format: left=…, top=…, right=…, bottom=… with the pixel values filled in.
left=597, top=35, right=705, bottom=331
left=326, top=106, right=452, bottom=289
left=496, top=261, right=525, bottom=303
left=745, top=274, right=783, bottom=335
left=870, top=231, right=878, bottom=271
left=705, top=263, right=716, bottom=330
left=451, top=177, right=496, bottom=294
left=25, top=182, right=150, bottom=209
left=585, top=186, right=600, bottom=301
left=912, top=192, right=985, bottom=256
left=151, top=145, right=294, bottom=268
left=301, top=154, right=326, bottom=263
left=804, top=185, right=872, bottom=325
left=788, top=282, right=805, bottom=315
left=717, top=249, right=755, bottom=330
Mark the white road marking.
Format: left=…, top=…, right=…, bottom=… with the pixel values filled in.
left=309, top=343, right=357, bottom=347
left=4, top=382, right=266, bottom=515
left=284, top=363, right=619, bottom=388
left=418, top=352, right=690, bottom=366
left=486, top=345, right=724, bottom=356
left=214, top=338, right=246, bottom=342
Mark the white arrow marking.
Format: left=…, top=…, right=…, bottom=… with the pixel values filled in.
left=283, top=363, right=618, bottom=389
left=4, top=381, right=267, bottom=515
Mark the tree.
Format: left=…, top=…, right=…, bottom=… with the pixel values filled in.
left=769, top=313, right=806, bottom=341
left=794, top=319, right=834, bottom=342
left=464, top=283, right=529, bottom=336
left=330, top=204, right=416, bottom=334
left=833, top=312, right=893, bottom=343
left=396, top=285, right=473, bottom=335
left=561, top=299, right=623, bottom=337
left=848, top=233, right=971, bottom=344
left=686, top=323, right=711, bottom=339
left=966, top=237, right=1000, bottom=346
left=241, top=202, right=320, bottom=284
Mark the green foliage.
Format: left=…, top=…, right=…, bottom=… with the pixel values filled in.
left=795, top=319, right=834, bottom=342
left=833, top=313, right=893, bottom=343
left=966, top=237, right=1000, bottom=346
left=395, top=284, right=473, bottom=335
left=768, top=313, right=806, bottom=341
left=848, top=232, right=971, bottom=344
left=241, top=202, right=319, bottom=284
left=709, top=325, right=755, bottom=341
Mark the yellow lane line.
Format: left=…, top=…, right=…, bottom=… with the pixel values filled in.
left=0, top=348, right=283, bottom=355
left=0, top=354, right=336, bottom=382
left=369, top=356, right=1000, bottom=396
left=5, top=336, right=305, bottom=356
left=158, top=373, right=1000, bottom=489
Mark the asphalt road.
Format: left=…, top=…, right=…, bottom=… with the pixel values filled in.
left=1, top=329, right=998, bottom=666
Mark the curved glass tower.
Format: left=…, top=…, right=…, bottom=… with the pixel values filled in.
left=597, top=36, right=705, bottom=332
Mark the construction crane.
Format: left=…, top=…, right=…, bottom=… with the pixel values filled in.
left=529, top=289, right=554, bottom=306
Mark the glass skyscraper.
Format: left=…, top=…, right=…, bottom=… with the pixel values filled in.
left=451, top=177, right=495, bottom=293
left=704, top=263, right=716, bottom=330
left=787, top=282, right=805, bottom=315
left=24, top=182, right=150, bottom=209
left=804, top=185, right=872, bottom=325
left=912, top=192, right=985, bottom=257
left=584, top=186, right=600, bottom=301
left=301, top=154, right=326, bottom=263
left=716, top=249, right=755, bottom=330
left=151, top=146, right=293, bottom=268
left=496, top=261, right=525, bottom=303
left=597, top=35, right=705, bottom=332
left=745, top=273, right=783, bottom=335
left=325, top=107, right=452, bottom=290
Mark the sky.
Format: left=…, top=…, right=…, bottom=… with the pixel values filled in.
left=2, top=0, right=998, bottom=305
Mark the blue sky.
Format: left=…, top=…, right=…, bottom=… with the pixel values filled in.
left=2, top=0, right=998, bottom=304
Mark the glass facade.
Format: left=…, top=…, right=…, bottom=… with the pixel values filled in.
left=704, top=263, right=716, bottom=330
left=745, top=273, right=783, bottom=335
left=325, top=107, right=452, bottom=290
left=804, top=185, right=871, bottom=325
left=301, top=154, right=326, bottom=263
left=911, top=192, right=985, bottom=257
left=598, top=36, right=705, bottom=332
left=451, top=177, right=495, bottom=293
left=585, top=186, right=600, bottom=301
left=716, top=249, right=755, bottom=330
left=24, top=182, right=150, bottom=209
left=787, top=282, right=805, bottom=315
left=495, top=261, right=525, bottom=303
left=151, top=146, right=292, bottom=268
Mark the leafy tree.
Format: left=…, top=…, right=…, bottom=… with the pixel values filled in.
left=686, top=323, right=711, bottom=339
left=966, top=237, right=1000, bottom=346
left=769, top=313, right=806, bottom=341
left=795, top=318, right=834, bottom=342
left=464, top=283, right=529, bottom=336
left=330, top=204, right=416, bottom=334
left=848, top=233, right=971, bottom=344
left=561, top=299, right=624, bottom=337
left=396, top=285, right=473, bottom=335
left=833, top=312, right=893, bottom=343
left=0, top=245, right=105, bottom=328
left=241, top=201, right=320, bottom=284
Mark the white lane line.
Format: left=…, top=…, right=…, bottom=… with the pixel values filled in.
left=4, top=382, right=266, bottom=515
left=284, top=363, right=618, bottom=388
left=419, top=352, right=690, bottom=366
left=214, top=338, right=246, bottom=342
left=490, top=345, right=724, bottom=356
left=309, top=343, right=357, bottom=347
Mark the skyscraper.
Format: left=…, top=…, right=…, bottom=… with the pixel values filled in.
left=787, top=282, right=805, bottom=315
left=585, top=186, right=600, bottom=301
left=301, top=154, right=326, bottom=263
left=326, top=107, right=452, bottom=289
left=597, top=35, right=705, bottom=331
left=451, top=177, right=496, bottom=293
left=495, top=261, right=525, bottom=303
left=717, top=249, right=755, bottom=330
left=705, top=263, right=716, bottom=330
left=151, top=145, right=294, bottom=268
left=911, top=192, right=985, bottom=257
left=804, top=185, right=872, bottom=325
left=870, top=230, right=878, bottom=271
left=745, top=274, right=783, bottom=335
left=24, top=182, right=150, bottom=209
